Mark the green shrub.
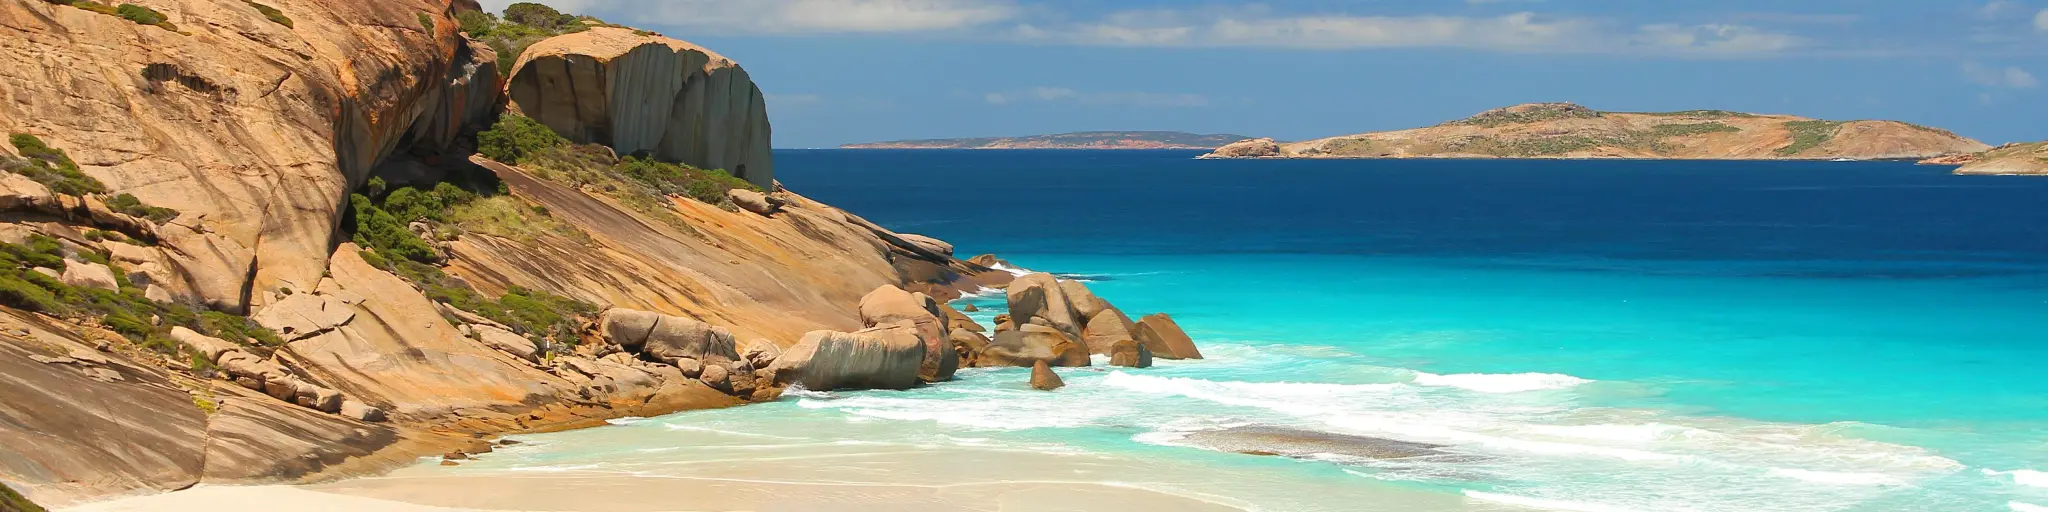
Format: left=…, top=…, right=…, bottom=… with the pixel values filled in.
left=502, top=2, right=573, bottom=29
left=200, top=310, right=283, bottom=346
left=417, top=12, right=435, bottom=31
left=115, top=3, right=163, bottom=24
left=476, top=114, right=567, bottom=164
left=617, top=156, right=758, bottom=205
left=244, top=1, right=291, bottom=27
left=1777, top=120, right=1845, bottom=156
left=1651, top=122, right=1741, bottom=137
left=105, top=193, right=179, bottom=223
left=349, top=194, right=439, bottom=264
left=8, top=134, right=106, bottom=196
left=0, top=234, right=68, bottom=270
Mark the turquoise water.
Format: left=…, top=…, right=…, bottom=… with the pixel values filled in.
left=450, top=152, right=2048, bottom=511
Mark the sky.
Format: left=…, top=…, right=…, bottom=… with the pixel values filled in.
left=477, top=0, right=2048, bottom=148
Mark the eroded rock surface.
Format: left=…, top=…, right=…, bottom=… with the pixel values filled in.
left=508, top=27, right=773, bottom=188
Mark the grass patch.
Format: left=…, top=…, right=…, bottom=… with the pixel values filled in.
left=1776, top=120, right=1844, bottom=157
left=1633, top=110, right=1759, bottom=118
left=1449, top=104, right=1603, bottom=128
left=0, top=236, right=282, bottom=355
left=1650, top=122, right=1741, bottom=137
left=446, top=195, right=586, bottom=243
left=0, top=481, right=46, bottom=512
left=417, top=12, right=435, bottom=32
left=105, top=193, right=179, bottom=223
left=8, top=134, right=106, bottom=195
left=243, top=1, right=291, bottom=27
left=358, top=247, right=594, bottom=348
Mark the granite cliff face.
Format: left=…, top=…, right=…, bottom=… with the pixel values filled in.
left=508, top=27, right=773, bottom=188
left=1204, top=103, right=1989, bottom=161
left=0, top=1, right=1016, bottom=506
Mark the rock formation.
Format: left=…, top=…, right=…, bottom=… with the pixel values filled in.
left=768, top=326, right=928, bottom=391
left=857, top=285, right=958, bottom=382
left=982, top=324, right=1092, bottom=367
left=1029, top=360, right=1065, bottom=390
left=508, top=27, right=773, bottom=188
left=1203, top=103, right=1989, bottom=161
left=1941, top=141, right=2048, bottom=175
left=1134, top=313, right=1203, bottom=360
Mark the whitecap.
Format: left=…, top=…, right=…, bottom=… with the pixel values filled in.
left=605, top=416, right=649, bottom=425
left=1765, top=467, right=1910, bottom=487
left=1983, top=469, right=2048, bottom=488
left=1462, top=490, right=1651, bottom=512
left=2012, top=502, right=2048, bottom=512
left=987, top=263, right=1033, bottom=276
left=1411, top=371, right=1592, bottom=393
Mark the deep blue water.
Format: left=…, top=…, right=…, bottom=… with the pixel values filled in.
left=458, top=151, right=2048, bottom=512
left=774, top=150, right=2048, bottom=510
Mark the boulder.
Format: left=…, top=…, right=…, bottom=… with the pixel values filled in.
left=1005, top=273, right=1081, bottom=339
left=967, top=254, right=1011, bottom=269
left=728, top=189, right=781, bottom=216
left=30, top=267, right=58, bottom=279
left=340, top=400, right=387, bottom=422
left=1109, top=339, right=1153, bottom=368
left=1029, top=360, right=1065, bottom=391
left=857, top=285, right=956, bottom=383
left=1133, top=313, right=1203, bottom=360
left=948, top=329, right=991, bottom=366
left=962, top=304, right=979, bottom=312
left=699, top=362, right=731, bottom=392
left=767, top=326, right=926, bottom=391
left=1057, top=280, right=1110, bottom=321
left=508, top=27, right=774, bottom=188
left=251, top=294, right=356, bottom=341
left=1081, top=308, right=1138, bottom=355
left=470, top=324, right=540, bottom=363
left=292, top=383, right=343, bottom=413
left=896, top=234, right=954, bottom=257
left=1203, top=138, right=1282, bottom=158
left=940, top=303, right=984, bottom=333
left=740, top=338, right=782, bottom=368
left=602, top=309, right=739, bottom=365
left=168, top=326, right=239, bottom=363
left=981, top=324, right=1090, bottom=368
left=59, top=262, right=119, bottom=292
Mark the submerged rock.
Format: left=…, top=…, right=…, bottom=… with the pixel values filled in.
left=1029, top=360, right=1064, bottom=391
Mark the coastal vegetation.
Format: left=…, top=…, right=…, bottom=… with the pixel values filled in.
left=44, top=0, right=184, bottom=33
left=1776, top=120, right=1845, bottom=156
left=0, top=234, right=281, bottom=359
left=8, top=134, right=105, bottom=195
left=1446, top=103, right=1603, bottom=127
left=0, top=481, right=44, bottom=512
left=243, top=1, right=291, bottom=27
left=478, top=114, right=760, bottom=211
left=456, top=2, right=598, bottom=71
left=1650, top=122, right=1742, bottom=137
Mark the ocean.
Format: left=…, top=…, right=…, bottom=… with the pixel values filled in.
left=431, top=150, right=2048, bottom=511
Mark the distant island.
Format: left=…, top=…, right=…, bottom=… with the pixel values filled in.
left=844, top=131, right=1252, bottom=150
left=1202, top=103, right=1989, bottom=161
left=1924, top=141, right=2048, bottom=175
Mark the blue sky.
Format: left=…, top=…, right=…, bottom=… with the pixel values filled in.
left=482, top=1, right=2048, bottom=147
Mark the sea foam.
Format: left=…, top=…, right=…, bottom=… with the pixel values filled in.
left=1983, top=468, right=2048, bottom=488
left=1410, top=371, right=1592, bottom=393
left=1462, top=490, right=1648, bottom=512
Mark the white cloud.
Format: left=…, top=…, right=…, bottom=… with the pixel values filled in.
left=1979, top=0, right=2025, bottom=19
left=1963, top=62, right=2040, bottom=88
left=1629, top=24, right=1803, bottom=54
left=984, top=86, right=1210, bottom=107
left=2036, top=8, right=2048, bottom=30
left=492, top=0, right=1021, bottom=34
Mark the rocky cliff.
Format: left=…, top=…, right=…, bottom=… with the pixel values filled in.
left=1204, top=103, right=1989, bottom=161
left=0, top=1, right=1018, bottom=506
left=508, top=27, right=773, bottom=189
left=843, top=131, right=1252, bottom=150
left=1934, top=141, right=2048, bottom=175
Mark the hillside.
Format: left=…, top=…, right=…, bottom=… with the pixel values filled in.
left=1929, top=141, right=2048, bottom=175
left=1203, top=103, right=1988, bottom=161
left=844, top=131, right=1251, bottom=150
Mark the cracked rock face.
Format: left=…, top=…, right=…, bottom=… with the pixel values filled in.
left=508, top=27, right=774, bottom=189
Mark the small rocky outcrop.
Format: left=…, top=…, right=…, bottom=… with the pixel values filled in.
left=727, top=189, right=782, bottom=216
left=981, top=324, right=1090, bottom=368
left=1081, top=308, right=1138, bottom=355
left=1029, top=360, right=1064, bottom=391
left=1134, top=313, right=1203, bottom=360
left=857, top=285, right=957, bottom=382
left=1006, top=273, right=1083, bottom=339
left=1950, top=141, right=2048, bottom=175
left=897, top=234, right=954, bottom=257
left=1201, top=138, right=1282, bottom=158
left=508, top=27, right=774, bottom=188
left=768, top=326, right=927, bottom=391
left=1109, top=339, right=1153, bottom=368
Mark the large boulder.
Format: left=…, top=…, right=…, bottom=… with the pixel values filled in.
left=1058, top=280, right=1110, bottom=321
left=508, top=27, right=774, bottom=188
left=767, top=325, right=927, bottom=391
left=857, top=285, right=956, bottom=382
left=470, top=324, right=541, bottom=363
left=1005, top=273, right=1081, bottom=339
left=981, top=324, right=1090, bottom=368
left=948, top=329, right=991, bottom=367
left=1134, top=313, right=1203, bottom=360
left=1108, top=339, right=1153, bottom=368
left=1081, top=308, right=1137, bottom=355
left=59, top=262, right=118, bottom=292
left=939, top=302, right=983, bottom=333
left=896, top=234, right=954, bottom=257
left=601, top=309, right=740, bottom=366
